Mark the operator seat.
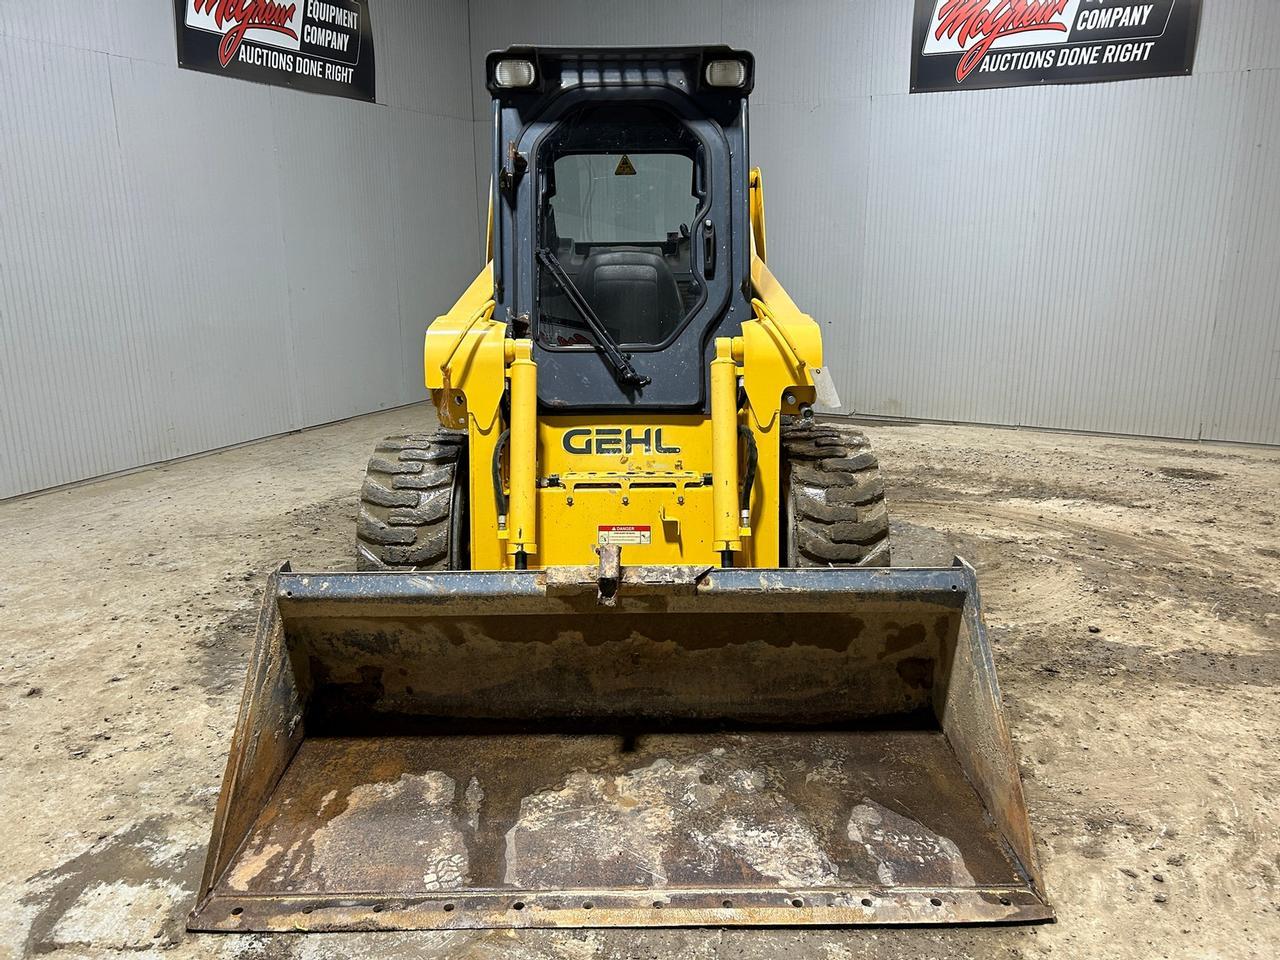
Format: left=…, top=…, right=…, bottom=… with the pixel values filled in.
left=579, top=248, right=684, bottom=345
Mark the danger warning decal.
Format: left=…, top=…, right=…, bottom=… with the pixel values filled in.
left=910, top=0, right=1201, bottom=93
left=598, top=525, right=652, bottom=546
left=174, top=0, right=375, bottom=102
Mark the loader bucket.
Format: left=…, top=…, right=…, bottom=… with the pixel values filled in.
left=189, top=560, right=1052, bottom=931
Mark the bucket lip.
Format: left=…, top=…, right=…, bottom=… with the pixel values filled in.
left=271, top=559, right=979, bottom=609
left=190, top=882, right=1053, bottom=932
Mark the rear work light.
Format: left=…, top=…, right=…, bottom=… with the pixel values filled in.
left=494, top=58, right=536, bottom=88
left=705, top=59, right=747, bottom=87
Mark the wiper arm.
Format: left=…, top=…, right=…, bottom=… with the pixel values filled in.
left=536, top=248, right=651, bottom=388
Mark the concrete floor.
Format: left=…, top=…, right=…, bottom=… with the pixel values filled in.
left=2, top=405, right=1278, bottom=959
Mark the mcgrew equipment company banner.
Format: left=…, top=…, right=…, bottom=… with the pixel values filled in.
left=911, top=0, right=1201, bottom=93
left=174, top=0, right=375, bottom=102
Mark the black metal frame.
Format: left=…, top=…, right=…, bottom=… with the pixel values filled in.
left=486, top=46, right=756, bottom=412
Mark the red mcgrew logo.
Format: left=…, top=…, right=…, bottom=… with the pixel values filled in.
left=931, top=0, right=1072, bottom=82
left=192, top=0, right=300, bottom=67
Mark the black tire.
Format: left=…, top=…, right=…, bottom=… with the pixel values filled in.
left=356, top=432, right=468, bottom=571
left=781, top=417, right=890, bottom=567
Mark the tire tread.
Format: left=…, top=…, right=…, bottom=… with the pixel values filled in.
left=357, top=431, right=465, bottom=571
left=782, top=417, right=891, bottom=567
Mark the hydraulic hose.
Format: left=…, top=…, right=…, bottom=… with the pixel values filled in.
left=739, top=424, right=758, bottom=513
left=491, top=428, right=510, bottom=517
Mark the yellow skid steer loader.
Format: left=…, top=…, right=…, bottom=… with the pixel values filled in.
left=190, top=46, right=1052, bottom=932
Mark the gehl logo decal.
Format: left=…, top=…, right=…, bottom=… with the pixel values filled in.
left=562, top=427, right=681, bottom=456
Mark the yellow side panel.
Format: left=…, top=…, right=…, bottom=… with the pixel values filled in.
left=424, top=263, right=503, bottom=431
left=424, top=263, right=495, bottom=390
left=742, top=415, right=780, bottom=569
left=467, top=415, right=780, bottom=569
left=467, top=419, right=505, bottom=570
left=539, top=483, right=717, bottom=567
left=743, top=254, right=823, bottom=430
left=539, top=416, right=712, bottom=477
left=540, top=416, right=710, bottom=567
left=748, top=166, right=767, bottom=263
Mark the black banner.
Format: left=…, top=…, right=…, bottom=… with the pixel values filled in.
left=174, top=0, right=375, bottom=102
left=911, top=1, right=1201, bottom=93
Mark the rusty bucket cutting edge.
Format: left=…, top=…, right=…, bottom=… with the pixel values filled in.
left=188, top=559, right=1052, bottom=931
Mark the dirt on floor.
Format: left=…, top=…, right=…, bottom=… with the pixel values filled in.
left=1, top=407, right=1277, bottom=960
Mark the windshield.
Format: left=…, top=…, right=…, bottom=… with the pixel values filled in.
left=551, top=153, right=696, bottom=244
left=537, top=105, right=704, bottom=349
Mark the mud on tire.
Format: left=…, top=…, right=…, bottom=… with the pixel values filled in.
left=781, top=417, right=890, bottom=567
left=357, top=432, right=467, bottom=571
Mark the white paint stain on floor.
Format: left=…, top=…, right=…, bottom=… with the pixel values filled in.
left=846, top=800, right=975, bottom=886
left=504, top=751, right=843, bottom=888
left=310, top=772, right=469, bottom=890
left=48, top=878, right=186, bottom=950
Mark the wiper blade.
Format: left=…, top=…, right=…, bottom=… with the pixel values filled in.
left=536, top=248, right=651, bottom=388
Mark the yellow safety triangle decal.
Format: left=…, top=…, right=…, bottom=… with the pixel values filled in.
left=614, top=154, right=637, bottom=176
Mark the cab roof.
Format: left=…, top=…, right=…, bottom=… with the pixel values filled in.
left=484, top=45, right=755, bottom=102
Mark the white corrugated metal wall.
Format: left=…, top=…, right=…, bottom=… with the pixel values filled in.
left=469, top=0, right=1280, bottom=445
left=0, top=1, right=478, bottom=498
left=3, top=2, right=1276, bottom=498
